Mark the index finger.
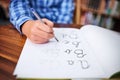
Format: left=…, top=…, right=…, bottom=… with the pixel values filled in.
left=35, top=20, right=53, bottom=33
left=42, top=18, right=54, bottom=28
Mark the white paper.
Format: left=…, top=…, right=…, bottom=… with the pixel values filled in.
left=81, top=25, right=120, bottom=77
left=14, top=26, right=120, bottom=79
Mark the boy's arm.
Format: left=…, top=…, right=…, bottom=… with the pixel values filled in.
left=9, top=0, right=33, bottom=33
left=9, top=0, right=54, bottom=44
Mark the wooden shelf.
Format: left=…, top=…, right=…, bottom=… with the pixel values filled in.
left=74, top=0, right=120, bottom=26
left=81, top=6, right=101, bottom=14
left=81, top=6, right=120, bottom=19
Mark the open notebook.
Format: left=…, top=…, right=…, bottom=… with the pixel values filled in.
left=14, top=25, right=120, bottom=79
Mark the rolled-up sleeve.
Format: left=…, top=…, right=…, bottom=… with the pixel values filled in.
left=9, top=0, right=33, bottom=33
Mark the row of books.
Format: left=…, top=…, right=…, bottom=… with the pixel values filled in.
left=81, top=0, right=100, bottom=10
left=105, top=0, right=120, bottom=16
left=81, top=0, right=120, bottom=16
left=80, top=12, right=114, bottom=29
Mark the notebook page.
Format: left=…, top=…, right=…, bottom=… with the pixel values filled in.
left=14, top=28, right=105, bottom=78
left=81, top=25, right=120, bottom=78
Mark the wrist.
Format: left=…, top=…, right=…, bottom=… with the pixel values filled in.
left=21, top=20, right=34, bottom=36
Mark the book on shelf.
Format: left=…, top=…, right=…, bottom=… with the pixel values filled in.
left=13, top=25, right=120, bottom=79
left=111, top=0, right=119, bottom=15
left=87, top=0, right=100, bottom=10
left=105, top=0, right=120, bottom=16
left=116, top=1, right=120, bottom=16
left=80, top=11, right=114, bottom=29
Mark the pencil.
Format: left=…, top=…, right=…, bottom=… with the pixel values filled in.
left=31, top=8, right=59, bottom=42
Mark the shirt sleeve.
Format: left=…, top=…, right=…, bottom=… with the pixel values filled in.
left=9, top=0, right=33, bottom=33
left=57, top=0, right=75, bottom=24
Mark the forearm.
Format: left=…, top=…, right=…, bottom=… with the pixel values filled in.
left=9, top=0, right=33, bottom=33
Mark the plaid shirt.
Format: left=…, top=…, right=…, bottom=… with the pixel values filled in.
left=9, top=0, right=75, bottom=33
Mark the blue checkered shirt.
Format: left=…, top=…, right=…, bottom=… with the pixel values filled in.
left=9, top=0, right=75, bottom=33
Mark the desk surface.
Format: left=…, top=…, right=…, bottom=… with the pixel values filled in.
left=0, top=23, right=80, bottom=80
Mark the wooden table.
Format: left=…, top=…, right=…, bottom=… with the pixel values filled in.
left=0, top=23, right=80, bottom=80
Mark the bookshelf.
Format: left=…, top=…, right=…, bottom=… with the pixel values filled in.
left=0, top=0, right=10, bottom=21
left=74, top=0, right=120, bottom=31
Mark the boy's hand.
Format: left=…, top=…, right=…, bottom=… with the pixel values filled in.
left=21, top=18, right=54, bottom=44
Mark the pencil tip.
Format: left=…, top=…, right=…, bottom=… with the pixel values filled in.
left=55, top=37, right=59, bottom=42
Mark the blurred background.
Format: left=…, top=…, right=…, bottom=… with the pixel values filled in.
left=0, top=0, right=120, bottom=32
left=0, top=0, right=10, bottom=25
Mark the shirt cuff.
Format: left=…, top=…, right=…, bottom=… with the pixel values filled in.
left=16, top=16, right=33, bottom=34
